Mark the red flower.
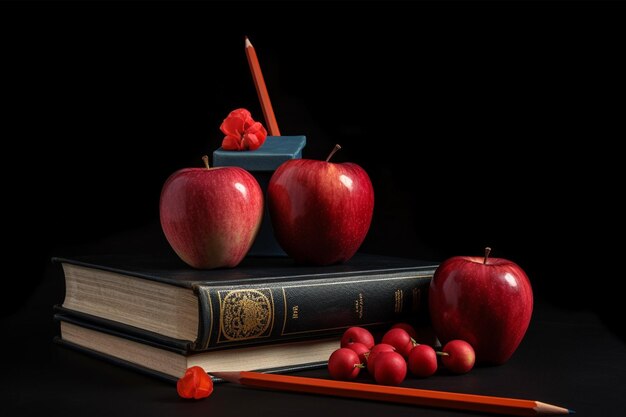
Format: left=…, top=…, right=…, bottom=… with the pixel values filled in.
left=220, top=108, right=267, bottom=151
left=177, top=366, right=214, bottom=400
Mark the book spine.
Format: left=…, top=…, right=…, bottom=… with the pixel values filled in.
left=193, top=272, right=432, bottom=351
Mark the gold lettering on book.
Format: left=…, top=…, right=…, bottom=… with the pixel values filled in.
left=354, top=293, right=364, bottom=319
left=292, top=305, right=299, bottom=319
left=219, top=289, right=273, bottom=341
left=394, top=289, right=404, bottom=313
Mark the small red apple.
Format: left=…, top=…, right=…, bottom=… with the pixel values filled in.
left=366, top=343, right=396, bottom=375
left=408, top=344, right=438, bottom=377
left=267, top=145, right=374, bottom=265
left=340, top=326, right=375, bottom=349
left=439, top=340, right=476, bottom=374
left=407, top=345, right=437, bottom=378
left=160, top=156, right=263, bottom=269
left=328, top=348, right=362, bottom=380
left=373, top=351, right=407, bottom=386
left=344, top=342, right=370, bottom=364
left=381, top=328, right=415, bottom=358
left=429, top=248, right=533, bottom=365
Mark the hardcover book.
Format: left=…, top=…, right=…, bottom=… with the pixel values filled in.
left=54, top=253, right=438, bottom=352
left=54, top=312, right=338, bottom=381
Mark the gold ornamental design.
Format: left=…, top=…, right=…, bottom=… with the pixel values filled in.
left=219, top=289, right=273, bottom=341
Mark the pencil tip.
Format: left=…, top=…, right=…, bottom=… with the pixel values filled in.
left=568, top=410, right=576, bottom=414
left=210, top=371, right=242, bottom=384
left=245, top=37, right=252, bottom=48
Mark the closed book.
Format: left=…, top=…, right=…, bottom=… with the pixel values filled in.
left=54, top=253, right=438, bottom=352
left=54, top=312, right=337, bottom=381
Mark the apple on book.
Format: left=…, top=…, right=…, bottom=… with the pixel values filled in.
left=428, top=248, right=533, bottom=365
left=267, top=145, right=374, bottom=265
left=160, top=156, right=263, bottom=269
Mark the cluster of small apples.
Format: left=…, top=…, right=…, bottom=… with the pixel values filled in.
left=328, top=325, right=476, bottom=386
left=159, top=145, right=374, bottom=269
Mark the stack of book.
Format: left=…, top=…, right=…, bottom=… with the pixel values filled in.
left=54, top=253, right=438, bottom=382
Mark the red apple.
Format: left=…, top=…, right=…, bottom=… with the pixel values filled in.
left=344, top=342, right=370, bottom=364
left=366, top=343, right=396, bottom=375
left=373, top=351, right=407, bottom=386
left=267, top=145, right=374, bottom=265
left=440, top=340, right=475, bottom=374
left=381, top=328, right=415, bottom=358
left=160, top=156, right=263, bottom=269
left=340, top=326, right=375, bottom=349
left=328, top=348, right=362, bottom=380
left=408, top=344, right=438, bottom=377
left=428, top=248, right=533, bottom=365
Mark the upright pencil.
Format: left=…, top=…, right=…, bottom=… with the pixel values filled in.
left=245, top=36, right=281, bottom=136
left=212, top=371, right=573, bottom=416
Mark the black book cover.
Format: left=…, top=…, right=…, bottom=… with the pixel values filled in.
left=54, top=253, right=438, bottom=351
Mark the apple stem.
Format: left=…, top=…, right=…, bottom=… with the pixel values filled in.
left=325, top=144, right=342, bottom=162
left=436, top=351, right=450, bottom=357
left=484, top=247, right=492, bottom=264
left=202, top=155, right=210, bottom=170
left=354, top=363, right=366, bottom=369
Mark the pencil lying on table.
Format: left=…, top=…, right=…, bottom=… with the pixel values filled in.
left=212, top=371, right=573, bottom=416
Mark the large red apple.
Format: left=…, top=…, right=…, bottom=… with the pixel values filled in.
left=160, top=156, right=263, bottom=269
left=267, top=145, right=374, bottom=265
left=428, top=248, right=533, bottom=365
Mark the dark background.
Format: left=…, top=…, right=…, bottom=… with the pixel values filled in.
left=2, top=2, right=625, bottom=416
left=4, top=1, right=622, bottom=325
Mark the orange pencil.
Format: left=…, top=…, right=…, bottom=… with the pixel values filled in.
left=245, top=36, right=281, bottom=136
left=212, top=371, right=573, bottom=416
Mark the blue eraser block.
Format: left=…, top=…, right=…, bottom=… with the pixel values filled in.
left=213, top=136, right=306, bottom=171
